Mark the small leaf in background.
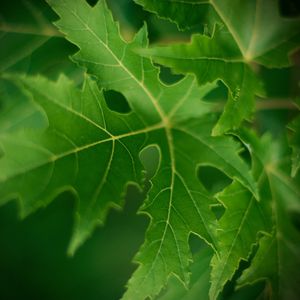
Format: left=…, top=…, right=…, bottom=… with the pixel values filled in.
left=0, top=0, right=79, bottom=79
left=235, top=129, right=300, bottom=300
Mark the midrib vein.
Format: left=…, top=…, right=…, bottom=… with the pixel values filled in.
left=159, top=125, right=176, bottom=256
left=137, top=124, right=179, bottom=288
left=211, top=171, right=266, bottom=298
left=69, top=9, right=168, bottom=124
left=244, top=0, right=260, bottom=60
left=72, top=8, right=182, bottom=282
left=66, top=6, right=181, bottom=285
left=210, top=0, right=247, bottom=56
left=212, top=199, right=253, bottom=298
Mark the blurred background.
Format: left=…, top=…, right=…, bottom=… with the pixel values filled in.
left=0, top=0, right=299, bottom=299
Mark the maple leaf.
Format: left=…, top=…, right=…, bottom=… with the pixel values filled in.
left=207, top=131, right=275, bottom=299
left=155, top=130, right=300, bottom=300
left=209, top=180, right=272, bottom=299
left=236, top=130, right=300, bottom=300
left=0, top=0, right=259, bottom=299
left=135, top=0, right=300, bottom=134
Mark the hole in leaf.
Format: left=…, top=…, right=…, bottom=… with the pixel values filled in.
left=289, top=210, right=300, bottom=232
left=189, top=233, right=207, bottom=255
left=156, top=64, right=184, bottom=85
left=239, top=145, right=252, bottom=167
left=85, top=0, right=98, bottom=6
left=103, top=90, right=131, bottom=114
left=222, top=276, right=266, bottom=299
left=230, top=134, right=252, bottom=168
left=203, top=81, right=227, bottom=103
left=106, top=0, right=148, bottom=34
left=139, top=145, right=161, bottom=180
left=197, top=165, right=232, bottom=195
left=211, top=203, right=225, bottom=220
left=222, top=242, right=262, bottom=298
left=279, top=0, right=300, bottom=17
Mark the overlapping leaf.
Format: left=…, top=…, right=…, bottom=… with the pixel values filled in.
left=0, top=0, right=80, bottom=136
left=136, top=0, right=300, bottom=134
left=0, top=0, right=78, bottom=77
left=0, top=74, right=153, bottom=254
left=0, top=0, right=259, bottom=299
left=209, top=179, right=271, bottom=299
left=204, top=129, right=300, bottom=300
left=134, top=0, right=218, bottom=32
left=235, top=130, right=300, bottom=300
left=288, top=116, right=300, bottom=177
left=0, top=79, right=46, bottom=133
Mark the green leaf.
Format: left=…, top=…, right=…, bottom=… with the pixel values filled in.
left=0, top=0, right=259, bottom=299
left=209, top=180, right=271, bottom=300
left=235, top=130, right=300, bottom=300
left=0, top=74, right=151, bottom=255
left=136, top=0, right=300, bottom=134
left=238, top=172, right=300, bottom=299
left=140, top=28, right=264, bottom=135
left=134, top=0, right=218, bottom=32
left=288, top=116, right=300, bottom=177
left=207, top=128, right=300, bottom=299
left=136, top=0, right=300, bottom=66
left=157, top=243, right=267, bottom=300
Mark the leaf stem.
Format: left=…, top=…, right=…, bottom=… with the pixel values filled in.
left=213, top=99, right=299, bottom=112
left=256, top=100, right=299, bottom=111
left=0, top=23, right=63, bottom=37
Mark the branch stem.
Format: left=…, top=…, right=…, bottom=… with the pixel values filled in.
left=255, top=100, right=299, bottom=111
left=0, top=23, right=63, bottom=37
left=213, top=99, right=299, bottom=112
